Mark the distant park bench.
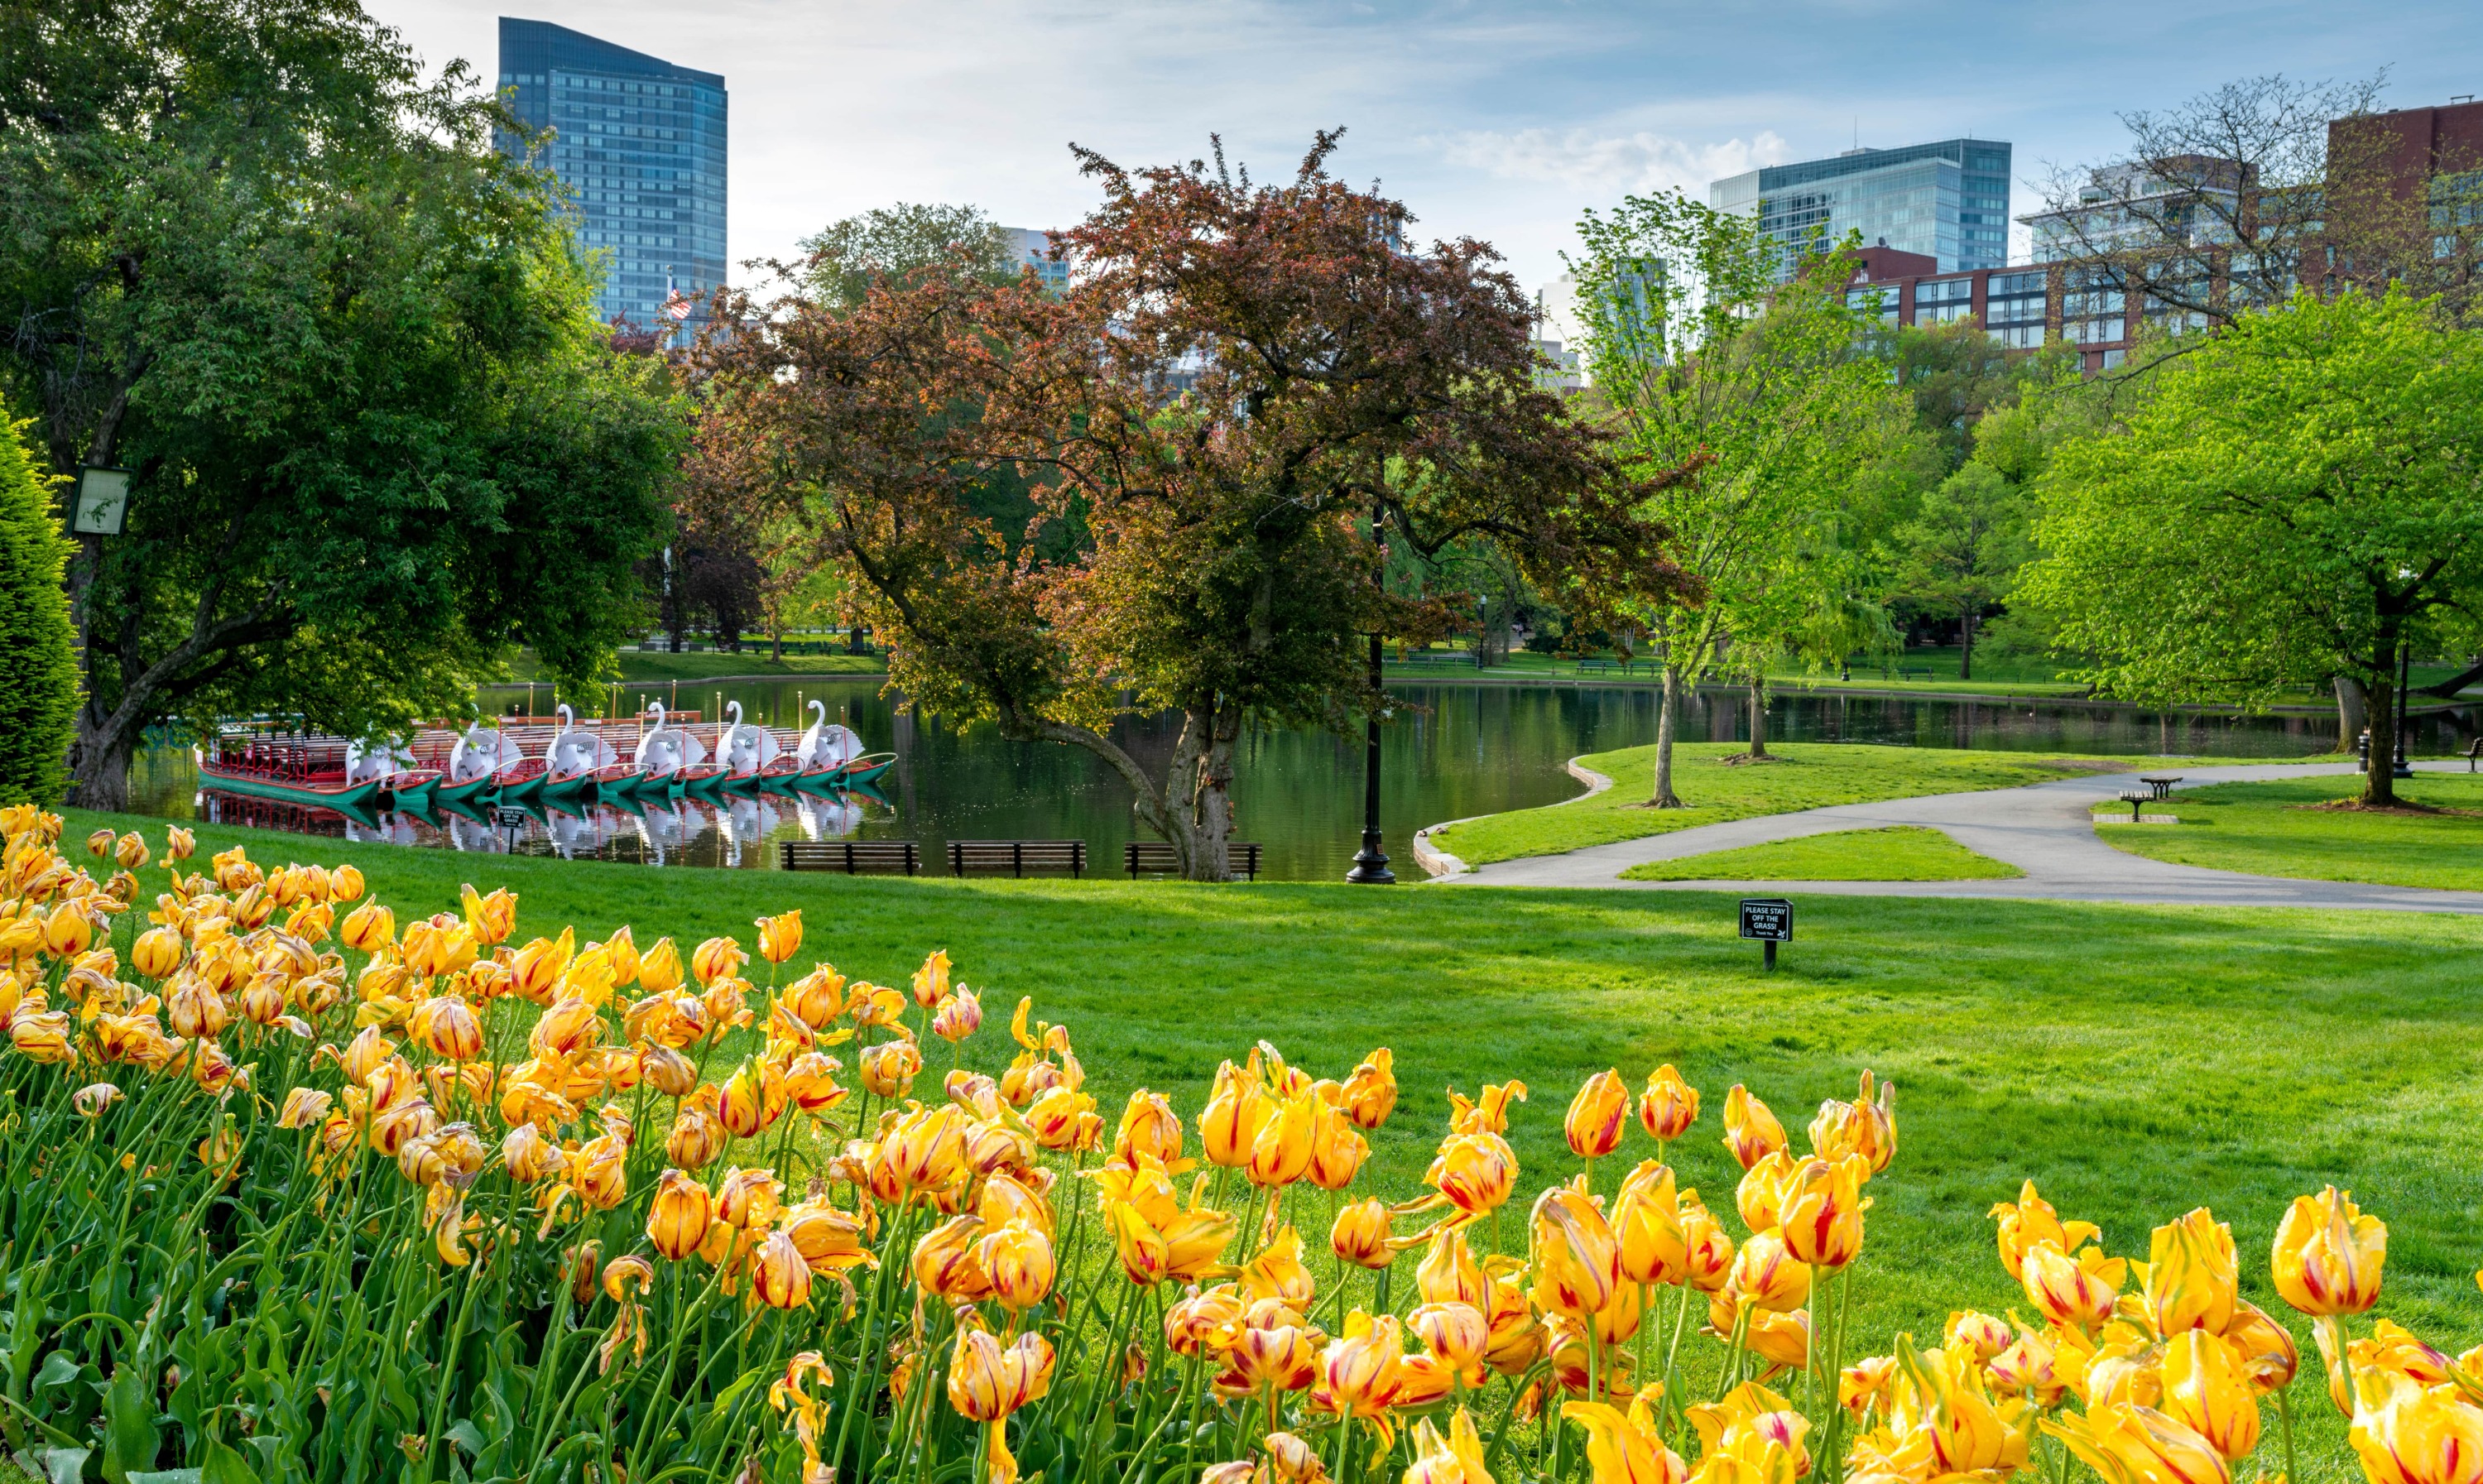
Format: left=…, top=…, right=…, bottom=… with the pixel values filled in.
left=2466, top=738, right=2483, bottom=772
left=1125, top=840, right=1265, bottom=881
left=948, top=840, right=1088, bottom=879
left=1395, top=651, right=1479, bottom=667
left=1576, top=659, right=1619, bottom=675
left=778, top=840, right=920, bottom=875
left=2138, top=775, right=2183, bottom=800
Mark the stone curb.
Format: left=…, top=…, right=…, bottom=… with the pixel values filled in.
left=1411, top=754, right=1615, bottom=880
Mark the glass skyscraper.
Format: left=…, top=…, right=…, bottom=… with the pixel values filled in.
left=496, top=18, right=727, bottom=331
left=1711, top=139, right=2011, bottom=275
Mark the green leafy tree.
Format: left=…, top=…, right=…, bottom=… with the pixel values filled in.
left=1571, top=191, right=1914, bottom=790
left=1892, top=463, right=2031, bottom=680
left=2020, top=288, right=2483, bottom=805
left=2, top=0, right=684, bottom=806
left=0, top=420, right=76, bottom=804
left=798, top=203, right=1015, bottom=308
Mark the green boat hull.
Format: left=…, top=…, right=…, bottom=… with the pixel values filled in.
left=199, top=771, right=391, bottom=811
left=431, top=774, right=500, bottom=807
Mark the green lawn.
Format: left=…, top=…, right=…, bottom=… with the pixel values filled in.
left=57, top=801, right=2483, bottom=1477
left=505, top=647, right=887, bottom=683
left=1435, top=742, right=2125, bottom=865
left=2095, top=771, right=2483, bottom=891
left=1617, top=824, right=2023, bottom=881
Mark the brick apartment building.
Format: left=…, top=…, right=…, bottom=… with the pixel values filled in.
left=1845, top=96, right=2483, bottom=372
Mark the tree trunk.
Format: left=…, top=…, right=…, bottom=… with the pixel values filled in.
left=1189, top=709, right=1238, bottom=882
left=1959, top=608, right=1975, bottom=682
left=2332, top=675, right=2367, bottom=753
left=1651, top=665, right=1684, bottom=807
left=1747, top=666, right=1770, bottom=759
left=68, top=710, right=141, bottom=813
left=2362, top=653, right=2398, bottom=807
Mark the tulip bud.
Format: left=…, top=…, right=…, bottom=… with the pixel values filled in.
left=637, top=937, right=684, bottom=995
left=502, top=1121, right=564, bottom=1183
left=2021, top=1241, right=2125, bottom=1333
left=85, top=828, right=114, bottom=858
left=1779, top=1156, right=1869, bottom=1270
left=1412, top=1302, right=1489, bottom=1381
left=411, top=995, right=484, bottom=1063
left=1722, top=1085, right=1788, bottom=1170
left=647, top=1169, right=715, bottom=1261
left=931, top=987, right=983, bottom=1043
left=1565, top=1069, right=1630, bottom=1160
left=1946, top=1310, right=2014, bottom=1362
left=113, top=832, right=148, bottom=870
left=1332, top=1198, right=1397, bottom=1270
left=666, top=1104, right=728, bottom=1170
left=690, top=935, right=746, bottom=988
left=745, top=1229, right=809, bottom=1309
left=1199, top=1059, right=1271, bottom=1167
left=130, top=926, right=183, bottom=979
left=1613, top=1160, right=1690, bottom=1286
left=859, top=1039, right=921, bottom=1099
left=570, top=1133, right=628, bottom=1209
left=1340, top=1048, right=1396, bottom=1130
left=977, top=1218, right=1056, bottom=1313
left=1424, top=1132, right=1516, bottom=1218
left=716, top=1166, right=785, bottom=1228
left=2146, top=1208, right=2239, bottom=1336
left=2271, top=1186, right=2385, bottom=1318
left=1639, top=1064, right=1701, bottom=1144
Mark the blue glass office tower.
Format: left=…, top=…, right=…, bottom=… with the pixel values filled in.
left=496, top=18, right=727, bottom=331
left=1712, top=140, right=2010, bottom=275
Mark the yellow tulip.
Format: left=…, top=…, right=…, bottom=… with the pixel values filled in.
left=1227, top=1323, right=1323, bottom=1395
left=1405, top=1409, right=1499, bottom=1484
left=1722, top=1084, right=1787, bottom=1171
left=1531, top=1183, right=1624, bottom=1319
left=977, top=1217, right=1054, bottom=1312
left=1165, top=1285, right=1246, bottom=1357
left=410, top=995, right=483, bottom=1063
left=1638, top=1065, right=1699, bottom=1145
left=1424, top=1132, right=1518, bottom=1219
left=948, top=1318, right=1055, bottom=1484
left=1990, top=1179, right=2103, bottom=1280
left=1025, top=1085, right=1099, bottom=1153
left=1679, top=1194, right=1736, bottom=1292
left=932, top=988, right=983, bottom=1043
left=752, top=911, right=801, bottom=966
left=570, top=1132, right=628, bottom=1209
left=3, top=1011, right=66, bottom=1064
left=1318, top=1311, right=1404, bottom=1421
left=130, top=926, right=182, bottom=979
left=72, top=1083, right=122, bottom=1117
left=1307, top=1102, right=1370, bottom=1192
left=1411, top=1301, right=1490, bottom=1385
left=113, top=832, right=148, bottom=871
left=166, top=825, right=196, bottom=862
left=1685, top=1382, right=1811, bottom=1484
left=1606, top=1160, right=1687, bottom=1287
left=502, top=1121, right=564, bottom=1183
left=276, top=1087, right=334, bottom=1130
left=1342, top=1047, right=1396, bottom=1130
left=1736, top=1148, right=1799, bottom=1232
left=638, top=937, right=684, bottom=995
left=910, top=1213, right=995, bottom=1301
left=881, top=1103, right=968, bottom=1194
left=2021, top=1241, right=2125, bottom=1333
left=666, top=1103, right=728, bottom=1170
left=338, top=902, right=393, bottom=953
left=167, top=979, right=229, bottom=1039
left=1448, top=1079, right=1526, bottom=1136
left=1242, top=1225, right=1318, bottom=1308
left=85, top=828, right=113, bottom=859
left=1778, top=1156, right=1870, bottom=1270
left=780, top=1201, right=872, bottom=1274
left=1946, top=1309, right=2014, bottom=1362
left=1565, top=1069, right=1631, bottom=1160
left=1563, top=1390, right=1687, bottom=1484
left=2217, top=1299, right=2300, bottom=1395
left=752, top=1228, right=813, bottom=1309
left=2044, top=1401, right=2231, bottom=1484
left=1723, top=1228, right=1810, bottom=1314
left=2351, top=1371, right=2483, bottom=1484
left=2271, top=1185, right=2386, bottom=1318
left=459, top=884, right=517, bottom=945
left=691, top=935, right=747, bottom=987
left=41, top=902, right=93, bottom=958
left=2160, top=1330, right=2261, bottom=1462
left=860, top=1038, right=922, bottom=1098
left=1239, top=1091, right=1313, bottom=1187
left=715, top=1165, right=784, bottom=1229
left=2145, top=1208, right=2238, bottom=1336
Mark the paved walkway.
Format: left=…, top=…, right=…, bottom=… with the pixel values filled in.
left=1448, top=761, right=2483, bottom=913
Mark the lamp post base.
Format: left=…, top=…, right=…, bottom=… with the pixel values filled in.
left=1347, top=831, right=1395, bottom=884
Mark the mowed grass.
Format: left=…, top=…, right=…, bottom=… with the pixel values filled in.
left=1618, top=825, right=2023, bottom=881
left=1436, top=743, right=2121, bottom=865
left=61, top=800, right=2483, bottom=1473
left=2096, top=771, right=2483, bottom=891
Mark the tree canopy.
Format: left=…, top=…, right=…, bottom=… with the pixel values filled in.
left=2, top=0, right=684, bottom=805
left=2019, top=287, right=2483, bottom=804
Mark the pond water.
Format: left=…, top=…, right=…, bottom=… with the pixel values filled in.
left=126, top=677, right=2476, bottom=881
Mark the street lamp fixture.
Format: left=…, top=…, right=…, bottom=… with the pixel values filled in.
left=1347, top=495, right=1394, bottom=884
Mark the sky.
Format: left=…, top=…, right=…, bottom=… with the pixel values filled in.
left=372, top=0, right=2481, bottom=303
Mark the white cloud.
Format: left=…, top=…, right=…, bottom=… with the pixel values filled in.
left=1433, top=127, right=1793, bottom=197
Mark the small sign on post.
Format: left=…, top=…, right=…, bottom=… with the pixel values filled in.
left=493, top=805, right=527, bottom=853
left=1739, top=897, right=1793, bottom=970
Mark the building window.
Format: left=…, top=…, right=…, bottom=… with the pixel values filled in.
left=1989, top=324, right=2046, bottom=349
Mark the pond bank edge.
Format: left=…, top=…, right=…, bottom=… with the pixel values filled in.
left=1414, top=755, right=1613, bottom=879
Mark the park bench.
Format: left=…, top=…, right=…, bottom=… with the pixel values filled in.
left=2466, top=737, right=2483, bottom=772
left=2113, top=793, right=2152, bottom=824
left=1396, top=651, right=1479, bottom=667
left=778, top=840, right=921, bottom=875
left=947, top=840, right=1088, bottom=878
left=1576, top=660, right=1615, bottom=675
left=1124, top=840, right=1265, bottom=881
left=2138, top=775, right=2183, bottom=800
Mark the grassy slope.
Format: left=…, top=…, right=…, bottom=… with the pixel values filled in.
left=2096, top=772, right=2483, bottom=891
left=60, top=801, right=2483, bottom=1454
left=1435, top=743, right=2120, bottom=865
left=1617, top=825, right=2024, bottom=882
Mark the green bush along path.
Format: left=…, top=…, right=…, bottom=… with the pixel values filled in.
left=1438, top=742, right=2133, bottom=865
left=59, top=801, right=2483, bottom=1472
left=1617, top=824, right=2024, bottom=881
left=2096, top=771, right=2483, bottom=891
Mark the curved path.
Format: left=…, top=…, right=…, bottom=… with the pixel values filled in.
left=1447, top=761, right=2483, bottom=913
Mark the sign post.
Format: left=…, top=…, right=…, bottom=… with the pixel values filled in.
left=1739, top=897, right=1793, bottom=970
left=73, top=467, right=132, bottom=536
left=493, top=805, right=527, bottom=854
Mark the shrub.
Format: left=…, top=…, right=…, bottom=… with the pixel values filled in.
left=0, top=420, right=77, bottom=804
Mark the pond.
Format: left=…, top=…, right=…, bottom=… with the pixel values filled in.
left=125, top=677, right=2475, bottom=881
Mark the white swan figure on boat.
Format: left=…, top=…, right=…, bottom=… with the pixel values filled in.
left=449, top=723, right=521, bottom=784
left=795, top=701, right=863, bottom=771
left=632, top=702, right=695, bottom=778
left=344, top=738, right=419, bottom=786
left=719, top=699, right=779, bottom=776
left=548, top=704, right=617, bottom=776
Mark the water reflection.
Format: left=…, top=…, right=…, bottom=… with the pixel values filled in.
left=136, top=679, right=2476, bottom=881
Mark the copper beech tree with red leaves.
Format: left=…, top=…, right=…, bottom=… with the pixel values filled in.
left=690, top=132, right=1698, bottom=879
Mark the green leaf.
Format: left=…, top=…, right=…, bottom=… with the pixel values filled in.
left=31, top=1351, right=79, bottom=1395
left=199, top=1439, right=259, bottom=1484
left=99, top=1365, right=159, bottom=1484
left=38, top=1447, right=89, bottom=1484
left=127, top=1472, right=203, bottom=1484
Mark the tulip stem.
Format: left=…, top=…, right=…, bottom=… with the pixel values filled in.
left=2276, top=1383, right=2298, bottom=1484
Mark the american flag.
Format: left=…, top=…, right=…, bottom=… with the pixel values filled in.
left=662, top=290, right=693, bottom=322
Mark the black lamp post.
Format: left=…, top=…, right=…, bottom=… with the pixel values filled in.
left=1347, top=494, right=1395, bottom=883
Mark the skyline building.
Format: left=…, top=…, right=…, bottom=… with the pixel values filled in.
left=495, top=18, right=728, bottom=334
left=1000, top=227, right=1072, bottom=295
left=1711, top=138, right=2013, bottom=275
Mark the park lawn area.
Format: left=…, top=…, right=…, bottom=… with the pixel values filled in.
left=1435, top=742, right=2122, bottom=865
left=1617, top=825, right=2023, bottom=881
left=59, top=800, right=2483, bottom=1476
left=2095, top=771, right=2483, bottom=891
left=506, top=648, right=887, bottom=683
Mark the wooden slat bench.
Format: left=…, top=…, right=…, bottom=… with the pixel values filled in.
left=1123, top=841, right=1265, bottom=881
left=779, top=840, right=920, bottom=875
left=949, top=840, right=1088, bottom=878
